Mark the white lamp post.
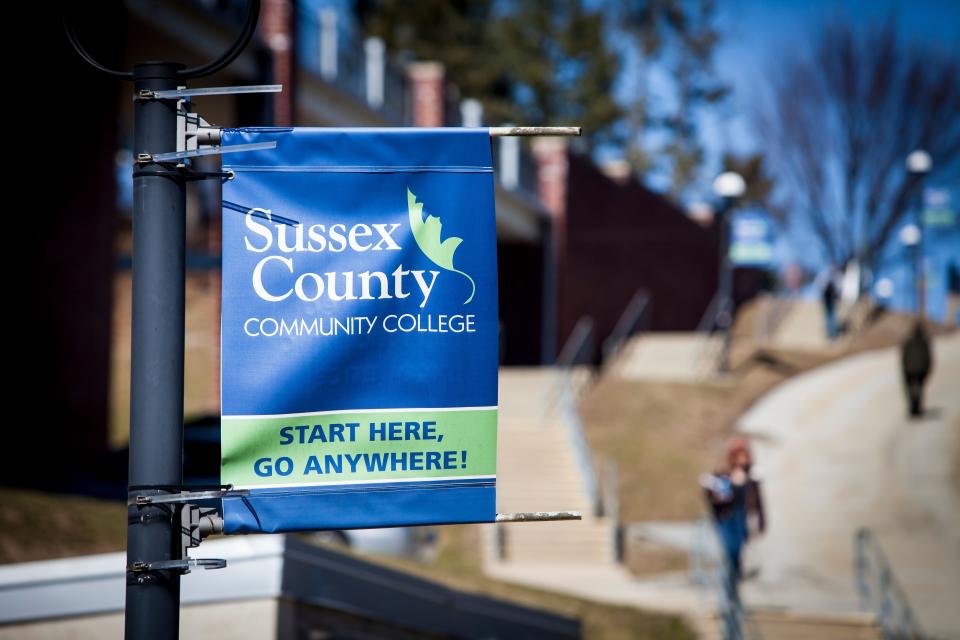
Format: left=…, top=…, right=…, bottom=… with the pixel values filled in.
left=712, top=171, right=745, bottom=373
left=906, top=150, right=932, bottom=317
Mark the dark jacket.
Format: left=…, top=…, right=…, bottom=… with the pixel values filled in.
left=901, top=327, right=932, bottom=379
left=822, top=280, right=838, bottom=310
left=705, top=475, right=766, bottom=538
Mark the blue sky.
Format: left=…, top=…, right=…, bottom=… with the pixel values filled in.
left=701, top=0, right=960, bottom=319
left=706, top=0, right=960, bottom=161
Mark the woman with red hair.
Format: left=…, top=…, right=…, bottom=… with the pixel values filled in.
left=702, top=438, right=766, bottom=603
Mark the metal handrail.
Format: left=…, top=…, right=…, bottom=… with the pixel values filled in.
left=555, top=388, right=600, bottom=517
left=547, top=317, right=603, bottom=517
left=751, top=290, right=792, bottom=344
left=693, top=291, right=730, bottom=377
left=602, top=289, right=652, bottom=365
left=555, top=317, right=596, bottom=369
left=855, top=527, right=925, bottom=640
left=550, top=318, right=597, bottom=411
left=696, top=290, right=724, bottom=334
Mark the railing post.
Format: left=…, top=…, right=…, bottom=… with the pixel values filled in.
left=319, top=8, right=338, bottom=81
left=495, top=523, right=507, bottom=561
left=498, top=123, right=520, bottom=190
left=880, top=567, right=893, bottom=639
left=364, top=36, right=385, bottom=108
left=602, top=458, right=619, bottom=520
left=460, top=98, right=483, bottom=127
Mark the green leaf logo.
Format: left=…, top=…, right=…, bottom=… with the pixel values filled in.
left=407, top=188, right=476, bottom=304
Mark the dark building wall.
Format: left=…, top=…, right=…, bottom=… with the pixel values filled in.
left=6, top=9, right=124, bottom=487
left=557, top=155, right=720, bottom=350
left=498, top=241, right=546, bottom=365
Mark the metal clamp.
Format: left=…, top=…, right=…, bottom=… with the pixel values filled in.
left=127, top=502, right=226, bottom=577
left=137, top=84, right=282, bottom=101
left=134, top=141, right=277, bottom=165
left=129, top=558, right=226, bottom=574
left=130, top=488, right=248, bottom=506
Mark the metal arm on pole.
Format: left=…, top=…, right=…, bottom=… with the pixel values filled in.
left=195, top=125, right=581, bottom=147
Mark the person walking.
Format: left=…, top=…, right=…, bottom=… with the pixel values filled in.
left=901, top=321, right=933, bottom=418
left=822, top=271, right=839, bottom=339
left=702, top=439, right=766, bottom=605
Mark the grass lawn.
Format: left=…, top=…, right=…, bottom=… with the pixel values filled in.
left=0, top=489, right=126, bottom=563
left=579, top=354, right=822, bottom=523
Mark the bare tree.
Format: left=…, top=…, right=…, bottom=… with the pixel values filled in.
left=758, top=20, right=960, bottom=270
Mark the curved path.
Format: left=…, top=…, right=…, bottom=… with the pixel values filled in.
left=739, top=334, right=960, bottom=638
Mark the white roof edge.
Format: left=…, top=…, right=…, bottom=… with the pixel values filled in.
left=0, top=536, right=288, bottom=624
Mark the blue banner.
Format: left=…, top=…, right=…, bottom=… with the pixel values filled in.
left=219, top=128, right=499, bottom=533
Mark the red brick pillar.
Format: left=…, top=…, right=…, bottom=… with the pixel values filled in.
left=532, top=137, right=569, bottom=361
left=532, top=137, right=569, bottom=253
left=261, top=0, right=294, bottom=125
left=407, top=62, right=445, bottom=127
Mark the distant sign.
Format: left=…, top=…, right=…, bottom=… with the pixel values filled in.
left=219, top=128, right=499, bottom=534
left=923, top=188, right=955, bottom=228
left=729, top=210, right=774, bottom=266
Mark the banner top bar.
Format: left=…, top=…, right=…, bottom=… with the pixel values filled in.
left=195, top=126, right=580, bottom=147
left=488, top=126, right=581, bottom=137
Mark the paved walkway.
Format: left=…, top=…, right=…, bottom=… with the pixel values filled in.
left=739, top=333, right=960, bottom=638
left=485, top=336, right=958, bottom=638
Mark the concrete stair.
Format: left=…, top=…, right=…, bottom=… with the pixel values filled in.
left=611, top=333, right=723, bottom=382
left=491, top=367, right=618, bottom=567
left=497, top=421, right=592, bottom=513
left=767, top=298, right=832, bottom=351
left=748, top=609, right=881, bottom=640
left=500, top=520, right=616, bottom=564
left=496, top=367, right=561, bottom=422
left=697, top=609, right=881, bottom=640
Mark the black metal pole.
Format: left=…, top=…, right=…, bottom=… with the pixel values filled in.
left=915, top=177, right=927, bottom=319
left=126, top=62, right=187, bottom=640
left=717, top=197, right=735, bottom=373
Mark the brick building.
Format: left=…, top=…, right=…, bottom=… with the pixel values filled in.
left=531, top=140, right=720, bottom=358
left=18, top=1, right=720, bottom=488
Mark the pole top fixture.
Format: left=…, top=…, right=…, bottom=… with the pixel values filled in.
left=64, top=0, right=261, bottom=80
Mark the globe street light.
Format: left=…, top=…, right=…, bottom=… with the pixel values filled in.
left=712, top=171, right=745, bottom=373
left=906, top=149, right=932, bottom=317
left=906, top=149, right=932, bottom=174
left=713, top=171, right=747, bottom=199
left=875, top=277, right=895, bottom=301
left=899, top=223, right=921, bottom=247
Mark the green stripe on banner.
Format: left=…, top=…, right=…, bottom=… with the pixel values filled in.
left=222, top=408, right=497, bottom=488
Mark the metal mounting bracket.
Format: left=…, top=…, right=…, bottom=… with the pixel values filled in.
left=137, top=84, right=283, bottom=101
left=130, top=488, right=248, bottom=506
left=128, top=557, right=226, bottom=575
